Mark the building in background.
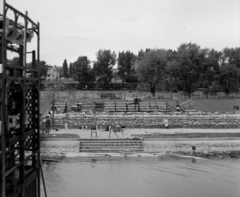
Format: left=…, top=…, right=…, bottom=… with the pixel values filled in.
left=46, top=66, right=60, bottom=81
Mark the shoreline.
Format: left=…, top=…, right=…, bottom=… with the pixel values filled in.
left=40, top=128, right=240, bottom=160
left=40, top=151, right=240, bottom=161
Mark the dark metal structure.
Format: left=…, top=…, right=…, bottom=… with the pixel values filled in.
left=1, top=1, right=41, bottom=196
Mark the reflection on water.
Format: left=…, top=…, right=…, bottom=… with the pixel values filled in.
left=41, top=157, right=240, bottom=197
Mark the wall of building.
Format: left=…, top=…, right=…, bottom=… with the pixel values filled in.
left=46, top=66, right=60, bottom=81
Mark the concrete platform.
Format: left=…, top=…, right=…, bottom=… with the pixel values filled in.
left=44, top=128, right=240, bottom=139
left=40, top=128, right=240, bottom=159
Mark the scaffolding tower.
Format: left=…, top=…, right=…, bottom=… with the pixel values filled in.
left=1, top=1, right=41, bottom=196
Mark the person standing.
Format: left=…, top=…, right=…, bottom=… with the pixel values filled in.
left=176, top=101, right=180, bottom=112
left=126, top=100, right=129, bottom=111
left=134, top=96, right=138, bottom=111
left=45, top=116, right=51, bottom=134
left=57, top=106, right=61, bottom=114
left=164, top=118, right=169, bottom=128
left=41, top=117, right=46, bottom=135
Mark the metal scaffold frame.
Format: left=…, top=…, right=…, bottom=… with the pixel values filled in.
left=1, top=0, right=41, bottom=196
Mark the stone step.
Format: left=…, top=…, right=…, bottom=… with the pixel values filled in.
left=80, top=140, right=143, bottom=142
left=80, top=140, right=143, bottom=143
left=80, top=148, right=144, bottom=152
left=81, top=145, right=143, bottom=148
left=79, top=138, right=144, bottom=152
left=81, top=148, right=143, bottom=151
left=81, top=143, right=143, bottom=146
left=79, top=138, right=142, bottom=141
left=80, top=142, right=143, bottom=145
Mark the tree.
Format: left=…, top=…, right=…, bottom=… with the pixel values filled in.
left=8, top=57, right=49, bottom=77
left=162, top=64, right=179, bottom=92
left=38, top=61, right=49, bottom=77
left=117, top=51, right=137, bottom=83
left=62, top=59, right=68, bottom=78
left=136, top=49, right=168, bottom=97
left=216, top=64, right=240, bottom=95
left=214, top=47, right=240, bottom=94
left=56, top=66, right=63, bottom=78
left=71, top=63, right=77, bottom=79
left=69, top=63, right=74, bottom=78
left=44, top=79, right=65, bottom=124
left=125, top=75, right=139, bottom=83
left=138, top=48, right=151, bottom=61
left=221, top=47, right=240, bottom=68
left=93, top=49, right=116, bottom=84
left=161, top=50, right=178, bottom=92
left=73, top=56, right=94, bottom=88
left=198, top=49, right=221, bottom=88
left=168, top=43, right=206, bottom=97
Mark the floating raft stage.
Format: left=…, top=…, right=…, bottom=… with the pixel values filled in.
left=79, top=138, right=144, bottom=152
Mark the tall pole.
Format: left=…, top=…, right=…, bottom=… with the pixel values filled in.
left=1, top=1, right=7, bottom=196
left=37, top=21, right=41, bottom=197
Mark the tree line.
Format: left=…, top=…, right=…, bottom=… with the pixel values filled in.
left=13, top=42, right=239, bottom=97
left=59, top=49, right=138, bottom=89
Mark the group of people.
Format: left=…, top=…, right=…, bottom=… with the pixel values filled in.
left=51, top=105, right=61, bottom=114
left=41, top=115, right=51, bottom=134
left=40, top=105, right=63, bottom=134
left=233, top=105, right=239, bottom=110
left=176, top=101, right=181, bottom=112
left=125, top=96, right=140, bottom=111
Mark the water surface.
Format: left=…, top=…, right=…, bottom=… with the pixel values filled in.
left=41, top=157, right=240, bottom=197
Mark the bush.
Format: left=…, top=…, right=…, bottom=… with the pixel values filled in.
left=125, top=75, right=139, bottom=83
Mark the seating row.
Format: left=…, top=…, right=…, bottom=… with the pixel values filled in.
left=74, top=101, right=170, bottom=112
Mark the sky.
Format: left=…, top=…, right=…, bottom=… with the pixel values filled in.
left=3, top=0, right=240, bottom=66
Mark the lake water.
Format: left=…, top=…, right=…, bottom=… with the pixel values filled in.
left=41, top=157, right=240, bottom=197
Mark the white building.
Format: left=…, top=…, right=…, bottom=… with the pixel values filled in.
left=46, top=66, right=60, bottom=81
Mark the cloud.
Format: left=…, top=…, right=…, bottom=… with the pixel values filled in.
left=62, top=32, right=87, bottom=39
left=187, top=20, right=196, bottom=30
left=122, top=16, right=140, bottom=23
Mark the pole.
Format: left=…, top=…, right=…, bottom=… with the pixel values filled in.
left=37, top=22, right=41, bottom=197
left=40, top=157, right=48, bottom=197
left=1, top=1, right=6, bottom=196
